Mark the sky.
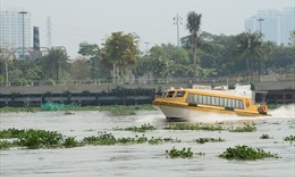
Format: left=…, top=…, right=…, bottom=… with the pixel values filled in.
left=1, top=0, right=294, bottom=58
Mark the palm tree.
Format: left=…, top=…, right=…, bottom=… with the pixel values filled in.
left=186, top=11, right=202, bottom=78
left=42, top=47, right=71, bottom=83
left=235, top=32, right=263, bottom=81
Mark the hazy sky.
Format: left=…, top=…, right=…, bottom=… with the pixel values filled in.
left=1, top=0, right=294, bottom=58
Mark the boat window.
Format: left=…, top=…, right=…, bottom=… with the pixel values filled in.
left=231, top=99, right=236, bottom=108
left=193, top=95, right=198, bottom=103
left=176, top=91, right=185, bottom=97
left=220, top=97, right=224, bottom=106
left=198, top=95, right=203, bottom=104
left=161, top=92, right=168, bottom=97
left=167, top=91, right=175, bottom=97
left=212, top=97, right=219, bottom=106
left=207, top=96, right=211, bottom=105
left=203, top=96, right=207, bottom=104
left=237, top=100, right=244, bottom=109
left=228, top=98, right=233, bottom=107
left=224, top=98, right=228, bottom=107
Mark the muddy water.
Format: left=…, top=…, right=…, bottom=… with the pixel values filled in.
left=0, top=105, right=294, bottom=177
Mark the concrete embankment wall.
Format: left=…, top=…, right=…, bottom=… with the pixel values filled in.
left=0, top=81, right=294, bottom=107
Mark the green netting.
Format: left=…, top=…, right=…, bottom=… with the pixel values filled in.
left=41, top=103, right=76, bottom=111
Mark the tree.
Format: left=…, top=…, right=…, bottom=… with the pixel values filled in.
left=290, top=29, right=295, bottom=46
left=185, top=11, right=202, bottom=78
left=42, top=47, right=71, bottom=83
left=71, top=56, right=91, bottom=80
left=234, top=32, right=263, bottom=81
left=78, top=42, right=100, bottom=80
left=101, top=31, right=139, bottom=83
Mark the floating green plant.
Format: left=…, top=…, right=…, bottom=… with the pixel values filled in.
left=284, top=135, right=295, bottom=141
left=196, top=137, right=225, bottom=144
left=260, top=134, right=270, bottom=139
left=229, top=123, right=256, bottom=132
left=166, top=123, right=225, bottom=131
left=219, top=145, right=280, bottom=160
left=196, top=152, right=206, bottom=156
left=166, top=147, right=194, bottom=158
left=0, top=141, right=11, bottom=150
left=64, top=111, right=75, bottom=115
left=63, top=137, right=81, bottom=148
left=0, top=128, right=26, bottom=139
left=83, top=133, right=117, bottom=145
left=117, top=124, right=156, bottom=132
left=17, top=129, right=63, bottom=149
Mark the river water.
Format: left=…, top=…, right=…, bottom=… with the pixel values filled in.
left=0, top=105, right=294, bottom=177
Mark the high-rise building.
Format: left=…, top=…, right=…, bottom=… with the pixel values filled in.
left=0, top=10, right=31, bottom=58
left=245, top=7, right=295, bottom=45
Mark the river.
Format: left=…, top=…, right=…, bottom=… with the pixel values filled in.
left=0, top=105, right=294, bottom=177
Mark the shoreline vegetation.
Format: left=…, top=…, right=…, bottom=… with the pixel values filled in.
left=0, top=104, right=154, bottom=113
left=0, top=103, right=293, bottom=113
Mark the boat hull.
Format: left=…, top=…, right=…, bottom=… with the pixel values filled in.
left=153, top=104, right=267, bottom=120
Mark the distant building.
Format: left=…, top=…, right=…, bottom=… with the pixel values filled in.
left=245, top=7, right=295, bottom=45
left=0, top=10, right=31, bottom=59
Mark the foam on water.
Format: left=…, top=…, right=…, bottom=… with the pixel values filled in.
left=145, top=105, right=295, bottom=124
left=269, top=104, right=295, bottom=118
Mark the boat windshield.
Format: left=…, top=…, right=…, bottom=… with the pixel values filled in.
left=176, top=91, right=185, bottom=97
left=161, top=92, right=168, bottom=97
left=167, top=91, right=175, bottom=97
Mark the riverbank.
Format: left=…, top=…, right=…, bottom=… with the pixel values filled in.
left=0, top=104, right=155, bottom=113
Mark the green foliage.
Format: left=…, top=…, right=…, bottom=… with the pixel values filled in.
left=17, top=129, right=63, bottom=149
left=196, top=137, right=225, bottom=144
left=101, top=31, right=139, bottom=82
left=0, top=141, right=11, bottom=149
left=229, top=123, right=256, bottom=132
left=166, top=123, right=225, bottom=131
left=260, top=134, right=270, bottom=139
left=63, top=137, right=81, bottom=148
left=83, top=133, right=117, bottom=145
left=0, top=128, right=26, bottom=139
left=219, top=145, right=280, bottom=160
left=10, top=78, right=28, bottom=86
left=44, top=79, right=55, bottom=86
left=284, top=135, right=295, bottom=141
left=166, top=147, right=194, bottom=158
left=41, top=47, right=71, bottom=83
left=123, top=124, right=155, bottom=132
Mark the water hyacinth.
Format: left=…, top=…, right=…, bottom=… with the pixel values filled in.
left=229, top=123, right=256, bottom=132
left=166, top=123, right=225, bottom=131
left=219, top=145, right=280, bottom=160
left=196, top=137, right=225, bottom=144
left=260, top=134, right=270, bottom=139
left=166, top=147, right=194, bottom=158
left=284, top=135, right=295, bottom=141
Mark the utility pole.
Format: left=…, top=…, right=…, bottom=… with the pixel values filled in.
left=173, top=14, right=182, bottom=47
left=257, top=17, right=264, bottom=82
left=19, top=11, right=27, bottom=60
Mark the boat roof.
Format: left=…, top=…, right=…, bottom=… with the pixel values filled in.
left=165, top=85, right=254, bottom=98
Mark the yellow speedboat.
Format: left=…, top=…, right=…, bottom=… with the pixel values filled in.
left=152, top=84, right=270, bottom=119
